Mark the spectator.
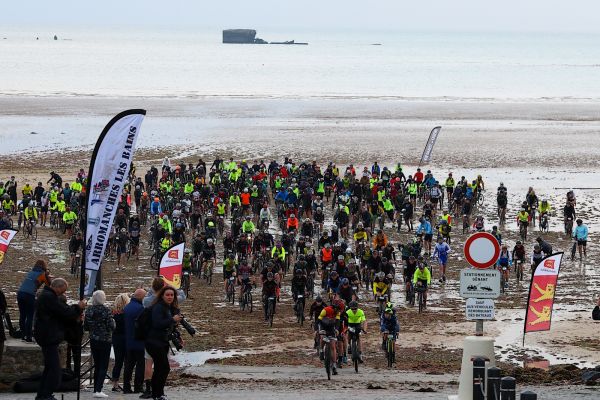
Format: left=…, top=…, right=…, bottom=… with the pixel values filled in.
left=147, top=286, right=182, bottom=400
left=593, top=298, right=600, bottom=321
left=17, top=260, right=51, bottom=342
left=84, top=290, right=115, bottom=398
left=573, top=219, right=588, bottom=260
left=140, top=277, right=185, bottom=399
left=111, top=293, right=130, bottom=392
left=123, top=288, right=147, bottom=394
left=34, top=278, right=86, bottom=400
left=0, top=289, right=6, bottom=366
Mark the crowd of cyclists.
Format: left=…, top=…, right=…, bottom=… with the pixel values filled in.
left=0, top=156, right=590, bottom=377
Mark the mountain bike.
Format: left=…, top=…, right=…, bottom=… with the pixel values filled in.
left=382, top=330, right=396, bottom=368
left=226, top=276, right=235, bottom=304
left=181, top=270, right=191, bottom=298
left=295, top=293, right=305, bottom=325
left=348, top=325, right=363, bottom=373
left=203, top=259, right=214, bottom=285
left=415, top=284, right=426, bottom=313
left=239, top=282, right=253, bottom=313
left=266, top=296, right=276, bottom=327
left=320, top=330, right=338, bottom=379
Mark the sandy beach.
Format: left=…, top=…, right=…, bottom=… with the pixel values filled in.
left=0, top=95, right=599, bottom=397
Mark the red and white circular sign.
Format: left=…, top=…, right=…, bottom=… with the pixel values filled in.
left=463, top=232, right=501, bottom=269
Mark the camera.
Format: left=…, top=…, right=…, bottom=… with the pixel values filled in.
left=179, top=315, right=196, bottom=336
left=169, top=329, right=184, bottom=351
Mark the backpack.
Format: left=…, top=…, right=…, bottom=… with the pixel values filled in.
left=134, top=306, right=153, bottom=341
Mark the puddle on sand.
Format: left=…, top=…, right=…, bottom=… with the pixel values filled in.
left=173, top=349, right=246, bottom=366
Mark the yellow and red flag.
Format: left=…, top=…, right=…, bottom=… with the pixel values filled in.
left=0, top=229, right=17, bottom=266
left=524, top=252, right=563, bottom=340
left=159, top=242, right=184, bottom=289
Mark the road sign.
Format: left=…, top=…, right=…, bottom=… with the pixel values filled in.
left=463, top=232, right=501, bottom=269
left=459, top=269, right=501, bottom=299
left=465, top=298, right=495, bottom=320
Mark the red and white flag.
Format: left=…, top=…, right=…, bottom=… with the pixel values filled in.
left=159, top=242, right=185, bottom=289
left=0, top=229, right=17, bottom=266
left=524, top=252, right=563, bottom=335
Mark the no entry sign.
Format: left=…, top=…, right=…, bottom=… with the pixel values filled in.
left=463, top=232, right=501, bottom=269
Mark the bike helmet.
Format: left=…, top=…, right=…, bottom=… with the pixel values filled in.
left=315, top=296, right=323, bottom=302
left=341, top=278, right=349, bottom=285
left=267, top=272, right=274, bottom=279
left=207, top=238, right=214, bottom=245
left=349, top=301, right=358, bottom=309
left=345, top=248, right=352, bottom=254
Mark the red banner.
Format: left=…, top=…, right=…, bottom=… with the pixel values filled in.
left=0, top=229, right=18, bottom=266
left=159, top=242, right=184, bottom=289
left=524, top=253, right=563, bottom=335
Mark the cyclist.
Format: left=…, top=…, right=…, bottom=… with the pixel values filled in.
left=531, top=244, right=544, bottom=271
left=517, top=208, right=530, bottom=239
left=286, top=213, right=299, bottom=234
left=433, top=237, right=451, bottom=283
left=237, top=259, right=254, bottom=300
left=291, top=269, right=307, bottom=306
left=241, top=215, right=255, bottom=235
left=223, top=253, right=238, bottom=295
left=24, top=203, right=38, bottom=232
left=346, top=301, right=367, bottom=362
left=538, top=200, right=552, bottom=228
left=472, top=215, right=485, bottom=232
left=372, top=272, right=389, bottom=300
left=271, top=242, right=287, bottom=272
left=158, top=214, right=172, bottom=234
left=380, top=307, right=399, bottom=363
left=497, top=245, right=512, bottom=288
left=68, top=231, right=84, bottom=271
left=413, top=262, right=431, bottom=309
left=309, top=296, right=327, bottom=348
left=512, top=241, right=526, bottom=266
left=535, top=237, right=553, bottom=257
left=318, top=301, right=342, bottom=375
left=262, top=272, right=278, bottom=321
left=563, top=201, right=576, bottom=235
left=491, top=225, right=502, bottom=245
left=60, top=206, right=76, bottom=237
left=573, top=219, right=588, bottom=260
left=372, top=229, right=388, bottom=250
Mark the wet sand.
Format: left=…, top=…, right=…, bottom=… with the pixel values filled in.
left=0, top=95, right=599, bottom=394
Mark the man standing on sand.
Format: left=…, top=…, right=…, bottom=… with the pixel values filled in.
left=123, top=288, right=147, bottom=394
left=34, top=278, right=86, bottom=400
left=573, top=219, right=588, bottom=260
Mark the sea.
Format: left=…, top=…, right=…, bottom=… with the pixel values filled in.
left=1, top=26, right=600, bottom=100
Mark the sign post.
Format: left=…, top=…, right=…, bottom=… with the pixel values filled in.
left=461, top=232, right=501, bottom=335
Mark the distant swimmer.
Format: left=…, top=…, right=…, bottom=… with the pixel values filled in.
left=54, top=35, right=58, bottom=40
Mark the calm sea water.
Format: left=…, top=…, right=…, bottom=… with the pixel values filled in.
left=1, top=26, right=600, bottom=100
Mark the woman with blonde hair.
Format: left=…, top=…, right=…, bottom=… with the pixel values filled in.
left=84, top=290, right=115, bottom=398
left=111, top=293, right=130, bottom=392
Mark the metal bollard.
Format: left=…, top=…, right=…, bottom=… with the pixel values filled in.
left=487, top=367, right=501, bottom=400
left=472, top=357, right=486, bottom=400
left=520, top=391, right=537, bottom=400
left=500, top=377, right=516, bottom=400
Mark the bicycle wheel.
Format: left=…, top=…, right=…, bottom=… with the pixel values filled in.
left=32, top=226, right=37, bottom=240
left=477, top=193, right=485, bottom=207
left=150, top=253, right=157, bottom=270
left=268, top=301, right=274, bottom=327
left=239, top=292, right=246, bottom=311
left=324, top=344, right=331, bottom=380
left=387, top=339, right=393, bottom=368
left=418, top=291, right=424, bottom=313
left=248, top=292, right=253, bottom=313
left=352, top=339, right=359, bottom=373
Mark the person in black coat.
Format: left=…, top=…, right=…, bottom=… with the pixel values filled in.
left=0, top=289, right=6, bottom=367
left=146, top=286, right=182, bottom=400
left=593, top=298, right=600, bottom=321
left=34, top=278, right=86, bottom=400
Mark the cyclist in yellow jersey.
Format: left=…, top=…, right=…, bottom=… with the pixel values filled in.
left=62, top=206, right=77, bottom=237
left=413, top=263, right=431, bottom=308
left=538, top=200, right=551, bottom=225
left=346, top=301, right=368, bottom=362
